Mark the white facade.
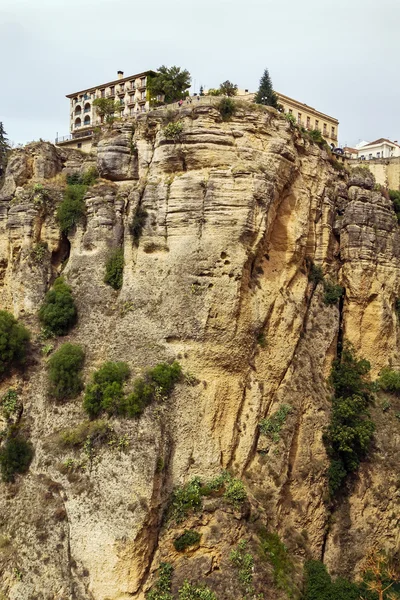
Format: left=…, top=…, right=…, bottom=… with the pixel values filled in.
left=356, top=138, right=400, bottom=160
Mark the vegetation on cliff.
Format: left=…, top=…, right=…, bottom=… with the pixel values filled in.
left=0, top=310, right=30, bottom=376
left=254, top=67, right=278, bottom=108
left=47, top=343, right=85, bottom=400
left=39, top=277, right=77, bottom=336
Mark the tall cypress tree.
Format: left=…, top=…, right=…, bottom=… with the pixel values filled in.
left=254, top=68, right=278, bottom=108
left=0, top=122, right=10, bottom=176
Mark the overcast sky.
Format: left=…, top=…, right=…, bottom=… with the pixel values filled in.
left=0, top=0, right=398, bottom=147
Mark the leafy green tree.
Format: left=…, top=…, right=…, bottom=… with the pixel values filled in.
left=303, top=560, right=361, bottom=600
left=83, top=361, right=130, bottom=417
left=47, top=343, right=85, bottom=400
left=39, top=278, right=77, bottom=336
left=57, top=183, right=87, bottom=234
left=254, top=68, right=278, bottom=108
left=0, top=432, right=33, bottom=482
left=219, top=80, right=238, bottom=97
left=93, top=98, right=121, bottom=124
left=148, top=65, right=191, bottom=104
left=0, top=122, right=10, bottom=176
left=0, top=311, right=30, bottom=376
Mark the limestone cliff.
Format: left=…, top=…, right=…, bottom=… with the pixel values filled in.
left=0, top=103, right=399, bottom=600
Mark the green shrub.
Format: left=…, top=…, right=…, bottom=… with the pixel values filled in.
left=303, top=560, right=361, bottom=600
left=325, top=342, right=375, bottom=495
left=66, top=167, right=98, bottom=187
left=38, top=277, right=77, bottom=336
left=308, top=263, right=324, bottom=285
left=30, top=241, right=48, bottom=264
left=378, top=368, right=400, bottom=394
left=178, top=581, right=217, bottom=600
left=146, top=562, right=173, bottom=600
left=230, top=541, right=254, bottom=595
left=57, top=184, right=87, bottom=234
left=307, top=129, right=325, bottom=144
left=259, top=530, right=296, bottom=597
left=163, top=122, right=184, bottom=140
left=218, top=97, right=236, bottom=121
left=124, top=361, right=182, bottom=418
left=83, top=361, right=130, bottom=417
left=323, top=281, right=344, bottom=305
left=223, top=477, right=247, bottom=507
left=47, top=343, right=85, bottom=401
left=284, top=112, right=296, bottom=126
left=59, top=420, right=113, bottom=448
left=390, top=190, right=400, bottom=223
left=104, top=248, right=124, bottom=290
left=259, top=404, right=292, bottom=442
left=0, top=432, right=33, bottom=482
left=130, top=206, right=148, bottom=245
left=1, top=389, right=19, bottom=418
left=174, top=530, right=201, bottom=552
left=0, top=310, right=30, bottom=376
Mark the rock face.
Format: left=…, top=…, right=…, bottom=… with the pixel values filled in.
left=0, top=105, right=399, bottom=599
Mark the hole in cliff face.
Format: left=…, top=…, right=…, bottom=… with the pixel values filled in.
left=51, top=236, right=71, bottom=270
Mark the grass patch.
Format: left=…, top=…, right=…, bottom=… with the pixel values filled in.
left=230, top=540, right=254, bottom=595
left=47, top=343, right=85, bottom=401
left=259, top=529, right=297, bottom=597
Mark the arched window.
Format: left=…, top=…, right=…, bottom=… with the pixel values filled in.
left=75, top=117, right=81, bottom=128
left=84, top=103, right=90, bottom=113
left=75, top=105, right=82, bottom=115
left=84, top=115, right=90, bottom=126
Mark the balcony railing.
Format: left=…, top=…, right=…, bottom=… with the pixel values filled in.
left=84, top=108, right=90, bottom=113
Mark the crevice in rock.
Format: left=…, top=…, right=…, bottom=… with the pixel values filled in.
left=51, top=235, right=70, bottom=274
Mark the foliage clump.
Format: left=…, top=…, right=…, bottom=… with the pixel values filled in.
left=57, top=183, right=87, bottom=234
left=0, top=311, right=30, bottom=376
left=259, top=529, right=297, bottom=597
left=146, top=562, right=174, bottom=600
left=104, top=248, right=124, bottom=290
left=178, top=581, right=217, bottom=600
left=168, top=472, right=247, bottom=523
left=230, top=541, right=254, bottom=596
left=39, top=277, right=77, bottom=336
left=303, top=560, right=360, bottom=600
left=389, top=189, right=400, bottom=223
left=259, top=404, right=292, bottom=442
left=378, top=367, right=400, bottom=395
left=59, top=420, right=113, bottom=449
left=147, top=65, right=191, bottom=104
left=219, top=80, right=238, bottom=97
left=324, top=342, right=375, bottom=496
left=66, top=167, right=98, bottom=187
left=323, top=281, right=344, bottom=305
left=83, top=361, right=130, bottom=417
left=163, top=122, right=184, bottom=140
left=124, top=361, right=182, bottom=418
left=47, top=343, right=85, bottom=401
left=130, top=206, right=148, bottom=245
left=1, top=388, right=19, bottom=418
left=173, top=530, right=201, bottom=552
left=217, top=97, right=236, bottom=121
left=0, top=432, right=33, bottom=482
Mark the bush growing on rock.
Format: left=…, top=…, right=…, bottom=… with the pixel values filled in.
left=47, top=343, right=85, bottom=400
left=173, top=530, right=201, bottom=552
left=323, top=281, right=344, bottom=305
left=83, top=361, right=130, bottom=417
left=39, top=278, right=77, bottom=336
left=163, top=121, right=184, bottom=140
left=57, top=183, right=87, bottom=234
left=124, top=361, right=182, bottom=418
left=104, top=248, right=124, bottom=290
left=378, top=367, right=400, bottom=394
left=218, top=97, right=236, bottom=121
left=0, top=431, right=33, bottom=482
left=0, top=310, right=30, bottom=376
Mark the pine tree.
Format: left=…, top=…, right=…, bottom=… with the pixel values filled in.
left=0, top=122, right=10, bottom=176
left=254, top=68, right=278, bottom=108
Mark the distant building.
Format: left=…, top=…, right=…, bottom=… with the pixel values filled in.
left=276, top=92, right=339, bottom=148
left=355, top=138, right=400, bottom=160
left=56, top=70, right=155, bottom=151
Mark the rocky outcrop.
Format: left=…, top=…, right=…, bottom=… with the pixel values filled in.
left=0, top=104, right=399, bottom=599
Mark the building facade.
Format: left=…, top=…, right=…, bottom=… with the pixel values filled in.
left=56, top=70, right=155, bottom=151
left=276, top=92, right=339, bottom=147
left=355, top=138, right=400, bottom=160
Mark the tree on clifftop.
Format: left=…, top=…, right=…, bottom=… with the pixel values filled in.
left=219, top=80, right=238, bottom=97
left=147, top=65, right=191, bottom=104
left=93, top=98, right=121, bottom=125
left=0, top=122, right=10, bottom=177
left=254, top=68, right=278, bottom=108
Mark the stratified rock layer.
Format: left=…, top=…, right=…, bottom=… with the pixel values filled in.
left=0, top=106, right=399, bottom=600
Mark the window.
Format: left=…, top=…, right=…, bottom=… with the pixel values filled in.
left=141, top=77, right=146, bottom=86
left=331, top=126, right=335, bottom=137
left=84, top=115, right=90, bottom=125
left=377, top=152, right=380, bottom=158
left=130, top=80, right=135, bottom=90
left=306, top=116, right=311, bottom=128
left=288, top=109, right=293, bottom=114
left=369, top=154, right=372, bottom=160
left=77, top=143, right=82, bottom=149
left=297, top=112, right=301, bottom=124
left=101, top=89, right=105, bottom=98
left=130, top=107, right=135, bottom=116
left=141, top=91, right=146, bottom=100
left=315, top=119, right=319, bottom=129
left=110, top=86, right=115, bottom=95
left=323, top=123, right=327, bottom=133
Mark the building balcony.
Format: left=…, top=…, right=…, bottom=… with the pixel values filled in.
left=84, top=108, right=91, bottom=113
left=117, top=88, right=125, bottom=96
left=106, top=92, right=115, bottom=98
left=127, top=97, right=136, bottom=107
